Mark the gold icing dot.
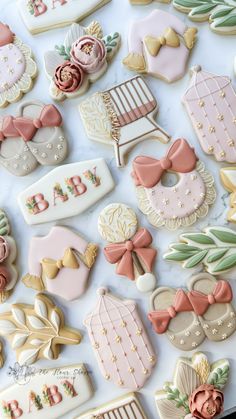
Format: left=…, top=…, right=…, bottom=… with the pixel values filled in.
left=111, top=355, right=117, bottom=362
left=118, top=380, right=124, bottom=386
left=105, top=374, right=110, bottom=380
left=129, top=367, right=134, bottom=373
left=220, top=151, right=226, bottom=157
left=115, top=335, right=121, bottom=343
left=233, top=117, right=236, bottom=124
left=217, top=114, right=224, bottom=121
left=220, top=90, right=225, bottom=98
left=149, top=355, right=155, bottom=363
left=120, top=321, right=127, bottom=327
left=93, top=342, right=99, bottom=349
left=101, top=328, right=107, bottom=335
left=228, top=139, right=235, bottom=147
left=136, top=328, right=142, bottom=336
left=196, top=122, right=203, bottom=129
left=131, top=345, right=137, bottom=352
left=143, top=368, right=148, bottom=375
left=198, top=100, right=205, bottom=107
left=209, top=126, right=215, bottom=133
left=208, top=146, right=214, bottom=153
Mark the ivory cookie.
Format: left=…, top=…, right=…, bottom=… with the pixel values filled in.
left=44, top=21, right=120, bottom=101
left=18, top=0, right=111, bottom=35
left=0, top=23, right=37, bottom=108
left=79, top=76, right=170, bottom=167
left=0, top=293, right=81, bottom=365
left=155, top=352, right=229, bottom=419
left=131, top=138, right=216, bottom=230
left=18, top=158, right=115, bottom=225
left=220, top=167, right=236, bottom=223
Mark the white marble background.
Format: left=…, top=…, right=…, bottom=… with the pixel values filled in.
left=0, top=0, right=236, bottom=418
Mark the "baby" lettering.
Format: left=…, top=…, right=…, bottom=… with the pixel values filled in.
left=31, top=0, right=68, bottom=17
left=2, top=400, right=23, bottom=418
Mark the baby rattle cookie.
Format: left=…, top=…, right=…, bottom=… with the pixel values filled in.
left=44, top=21, right=120, bottom=101
left=0, top=22, right=37, bottom=108
left=98, top=203, right=157, bottom=293
left=220, top=167, right=236, bottom=223
left=0, top=293, right=81, bottom=365
left=79, top=76, right=170, bottom=167
left=131, top=138, right=216, bottom=230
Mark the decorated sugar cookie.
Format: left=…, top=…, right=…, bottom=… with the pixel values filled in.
left=155, top=352, right=229, bottom=419
left=130, top=0, right=170, bottom=3
left=23, top=226, right=97, bottom=300
left=0, top=293, right=81, bottom=365
left=98, top=203, right=157, bottom=293
left=131, top=138, right=216, bottom=230
left=84, top=287, right=156, bottom=390
left=44, top=21, right=120, bottom=101
left=220, top=167, right=236, bottom=223
left=0, top=342, right=3, bottom=368
left=0, top=23, right=37, bottom=108
left=123, top=10, right=197, bottom=83
left=79, top=76, right=170, bottom=167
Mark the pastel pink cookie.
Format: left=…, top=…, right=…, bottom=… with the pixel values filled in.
left=0, top=45, right=25, bottom=93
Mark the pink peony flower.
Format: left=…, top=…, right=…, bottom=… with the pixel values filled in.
left=70, top=36, right=106, bottom=74
left=54, top=61, right=84, bottom=93
left=0, top=266, right=10, bottom=291
left=189, top=384, right=224, bottom=419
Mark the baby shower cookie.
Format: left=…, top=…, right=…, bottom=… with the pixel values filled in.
left=130, top=0, right=170, bottom=3
left=98, top=203, right=157, bottom=292
left=220, top=167, right=236, bottom=223
left=18, top=158, right=115, bottom=225
left=18, top=0, right=111, bottom=35
left=23, top=226, right=97, bottom=300
left=79, top=76, right=170, bottom=167
left=0, top=342, right=3, bottom=368
left=123, top=10, right=197, bottom=83
left=131, top=138, right=216, bottom=230
left=84, top=287, right=156, bottom=390
left=0, top=22, right=37, bottom=108
left=0, top=293, right=81, bottom=365
left=155, top=352, right=229, bottom=419
left=44, top=21, right=120, bottom=101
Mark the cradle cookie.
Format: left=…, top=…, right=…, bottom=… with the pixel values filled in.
left=98, top=203, right=157, bottom=292
left=0, top=293, right=81, bottom=365
left=18, top=0, right=111, bottom=35
left=123, top=10, right=197, bottom=83
left=23, top=226, right=97, bottom=300
left=220, top=167, right=236, bottom=223
left=0, top=22, right=37, bottom=108
left=44, top=21, right=120, bottom=101
left=155, top=352, right=229, bottom=419
left=131, top=138, right=216, bottom=230
left=79, top=76, right=170, bottom=167
left=84, top=287, right=156, bottom=390
left=18, top=158, right=115, bottom=225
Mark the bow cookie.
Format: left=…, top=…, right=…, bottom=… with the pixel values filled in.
left=188, top=280, right=232, bottom=316
left=144, top=28, right=180, bottom=57
left=41, top=248, right=79, bottom=279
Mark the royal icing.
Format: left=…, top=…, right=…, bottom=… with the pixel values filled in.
left=221, top=167, right=236, bottom=223
left=130, top=0, right=170, bottom=3
left=0, top=341, right=3, bottom=369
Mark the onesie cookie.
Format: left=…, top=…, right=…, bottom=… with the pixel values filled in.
left=220, top=167, right=236, bottom=223
left=131, top=138, right=216, bottom=230
left=84, top=287, right=156, bottom=390
left=0, top=23, right=37, bottom=108
left=44, top=21, right=120, bottom=101
left=79, top=76, right=170, bottom=167
left=155, top=352, right=229, bottom=419
left=123, top=10, right=197, bottom=83
left=98, top=203, right=157, bottom=292
left=0, top=293, right=81, bottom=365
left=23, top=226, right=97, bottom=300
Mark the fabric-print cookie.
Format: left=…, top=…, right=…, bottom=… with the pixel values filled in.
left=155, top=352, right=229, bottom=419
left=98, top=203, right=157, bottom=293
left=18, top=158, right=115, bottom=225
left=0, top=293, right=81, bottom=365
left=131, top=138, right=216, bottom=230
left=183, top=66, right=236, bottom=163
left=0, top=101, right=68, bottom=177
left=23, top=226, right=97, bottom=300
left=0, top=22, right=37, bottom=108
left=220, top=167, right=236, bottom=223
left=44, top=21, right=120, bottom=101
left=84, top=287, right=156, bottom=390
left=18, top=0, right=111, bottom=35
left=79, top=76, right=170, bottom=167
left=123, top=10, right=197, bottom=83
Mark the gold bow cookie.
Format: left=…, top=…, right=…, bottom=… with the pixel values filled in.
left=41, top=248, right=79, bottom=279
left=144, top=27, right=180, bottom=56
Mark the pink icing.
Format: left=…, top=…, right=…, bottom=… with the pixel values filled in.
left=0, top=23, right=14, bottom=47
left=70, top=36, right=106, bottom=74
left=0, top=44, right=26, bottom=93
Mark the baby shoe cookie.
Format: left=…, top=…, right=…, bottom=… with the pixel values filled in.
left=0, top=22, right=37, bottom=108
left=23, top=226, right=97, bottom=301
left=123, top=10, right=197, bottom=83
left=84, top=287, right=156, bottom=390
left=155, top=352, right=229, bottom=419
left=18, top=158, right=115, bottom=225
left=131, top=138, right=216, bottom=230
left=79, top=76, right=170, bottom=167
left=220, top=167, right=236, bottom=223
left=0, top=293, right=81, bottom=365
left=44, top=21, right=120, bottom=101
left=98, top=203, right=157, bottom=293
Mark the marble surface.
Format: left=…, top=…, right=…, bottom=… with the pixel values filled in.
left=0, top=0, right=236, bottom=418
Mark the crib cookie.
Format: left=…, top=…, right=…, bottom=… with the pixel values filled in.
left=79, top=76, right=170, bottom=167
left=220, top=167, right=236, bottom=223
left=131, top=138, right=216, bottom=230
left=123, top=10, right=197, bottom=83
left=155, top=352, right=229, bottom=419
left=98, top=203, right=157, bottom=292
left=18, top=0, right=111, bottom=35
left=44, top=21, right=120, bottom=101
left=84, top=287, right=156, bottom=390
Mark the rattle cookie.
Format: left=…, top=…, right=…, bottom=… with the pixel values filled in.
left=84, top=287, right=156, bottom=390
left=98, top=203, right=157, bottom=293
left=79, top=76, right=170, bottom=167
left=220, top=167, right=236, bottom=223
left=131, top=138, right=216, bottom=230
left=155, top=352, right=229, bottom=419
left=44, top=21, right=120, bottom=101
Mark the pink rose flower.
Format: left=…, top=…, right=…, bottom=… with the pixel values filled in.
left=189, top=384, right=224, bottom=419
left=70, top=36, right=106, bottom=74
left=0, top=236, right=9, bottom=263
left=54, top=61, right=84, bottom=93
left=0, top=266, right=10, bottom=291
